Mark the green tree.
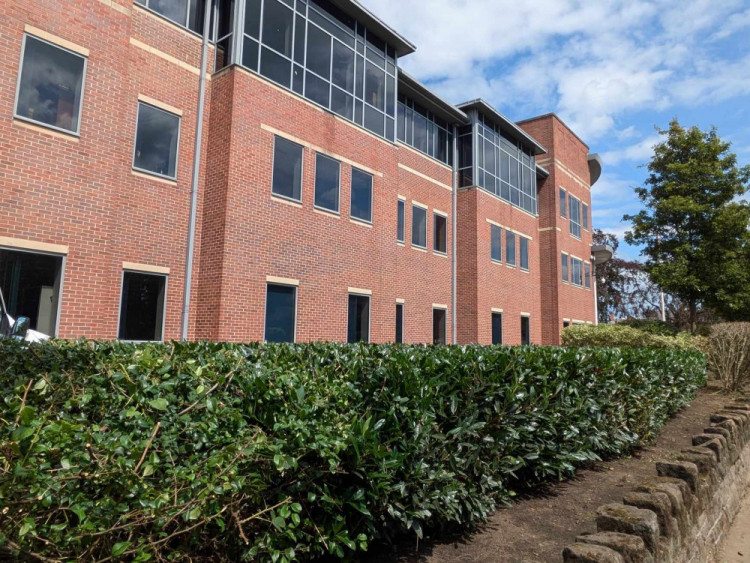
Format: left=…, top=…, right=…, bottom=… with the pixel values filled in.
left=624, top=120, right=750, bottom=330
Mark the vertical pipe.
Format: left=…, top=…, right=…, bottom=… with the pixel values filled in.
left=593, top=257, right=599, bottom=325
left=451, top=125, right=458, bottom=344
left=181, top=0, right=213, bottom=342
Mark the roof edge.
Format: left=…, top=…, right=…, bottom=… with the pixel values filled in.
left=516, top=112, right=590, bottom=150
left=457, top=99, right=547, bottom=156
left=397, top=70, right=469, bottom=125
left=332, top=0, right=416, bottom=56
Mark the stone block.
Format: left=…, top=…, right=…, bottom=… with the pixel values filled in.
left=563, top=543, right=626, bottom=563
left=623, top=491, right=680, bottom=542
left=634, top=476, right=692, bottom=533
left=656, top=461, right=700, bottom=493
left=596, top=504, right=660, bottom=555
left=576, top=532, right=654, bottom=563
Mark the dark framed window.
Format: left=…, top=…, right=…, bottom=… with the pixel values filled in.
left=433, top=308, right=446, bottom=345
left=585, top=262, right=592, bottom=289
left=135, top=0, right=206, bottom=33
left=314, top=153, right=340, bottom=212
left=397, top=199, right=405, bottom=242
left=520, top=237, right=529, bottom=271
left=562, top=253, right=569, bottom=283
left=506, top=231, right=516, bottom=267
left=272, top=136, right=303, bottom=201
left=395, top=302, right=404, bottom=343
left=571, top=257, right=583, bottom=286
left=15, top=35, right=86, bottom=135
left=350, top=168, right=373, bottom=222
left=133, top=102, right=181, bottom=180
left=490, top=224, right=502, bottom=262
left=118, top=271, right=167, bottom=342
left=434, top=213, right=447, bottom=254
left=412, top=205, right=427, bottom=248
left=563, top=320, right=570, bottom=329
left=397, top=94, right=454, bottom=166
left=570, top=195, right=582, bottom=238
left=492, top=312, right=503, bottom=345
left=560, top=188, right=567, bottom=218
left=521, top=316, right=530, bottom=345
left=582, top=203, right=589, bottom=230
left=347, top=293, right=370, bottom=343
left=264, top=283, right=296, bottom=342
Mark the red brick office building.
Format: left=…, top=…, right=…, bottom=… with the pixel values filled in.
left=0, top=0, right=601, bottom=345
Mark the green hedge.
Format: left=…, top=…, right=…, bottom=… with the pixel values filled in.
left=561, top=323, right=706, bottom=351
left=0, top=341, right=706, bottom=562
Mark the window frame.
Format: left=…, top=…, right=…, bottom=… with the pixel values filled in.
left=132, top=100, right=183, bottom=181
left=347, top=292, right=371, bottom=343
left=263, top=282, right=298, bottom=343
left=134, top=0, right=207, bottom=36
left=313, top=152, right=341, bottom=214
left=569, top=195, right=582, bottom=239
left=519, top=236, right=530, bottom=272
left=559, top=187, right=567, bottom=218
left=490, top=224, right=502, bottom=263
left=411, top=203, right=428, bottom=249
left=582, top=202, right=589, bottom=231
left=521, top=315, right=531, bottom=345
left=14, top=33, right=88, bottom=137
left=395, top=302, right=404, bottom=343
left=433, top=212, right=447, bottom=255
left=432, top=307, right=447, bottom=345
left=271, top=135, right=305, bottom=203
left=561, top=252, right=569, bottom=283
left=571, top=257, right=584, bottom=287
left=506, top=231, right=517, bottom=267
left=585, top=262, right=592, bottom=290
left=350, top=167, right=373, bottom=223
left=117, top=269, right=168, bottom=343
left=396, top=198, right=405, bottom=243
left=492, top=311, right=503, bottom=345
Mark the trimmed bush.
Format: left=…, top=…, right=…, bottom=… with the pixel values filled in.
left=707, top=323, right=750, bottom=392
left=619, top=319, right=679, bottom=337
left=1, top=341, right=706, bottom=562
left=561, top=323, right=705, bottom=351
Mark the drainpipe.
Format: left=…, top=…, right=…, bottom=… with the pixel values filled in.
left=451, top=126, right=458, bottom=344
left=181, top=0, right=213, bottom=342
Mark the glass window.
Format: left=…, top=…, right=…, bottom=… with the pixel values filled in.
left=571, top=257, right=583, bottom=286
left=492, top=312, right=503, bottom=345
left=434, top=213, right=447, bottom=254
left=491, top=224, right=502, bottom=262
left=506, top=231, right=516, bottom=267
left=331, top=40, right=355, bottom=92
left=306, top=24, right=331, bottom=79
left=133, top=102, right=181, bottom=180
left=137, top=0, right=207, bottom=33
left=570, top=195, right=582, bottom=238
left=314, top=153, right=340, bottom=212
left=272, top=136, right=303, bottom=201
left=351, top=168, right=373, bottom=222
left=265, top=283, right=296, bottom=342
left=583, top=203, right=589, bottom=230
left=364, top=61, right=385, bottom=110
left=521, top=316, right=530, bottom=345
left=261, top=46, right=292, bottom=88
left=433, top=308, right=446, bottom=345
left=397, top=199, right=405, bottom=242
left=118, top=271, right=166, bottom=341
left=412, top=205, right=427, bottom=248
left=15, top=35, right=86, bottom=134
left=262, top=0, right=294, bottom=57
left=347, top=294, right=370, bottom=343
left=395, top=303, right=403, bottom=343
left=585, top=262, right=592, bottom=289
left=560, top=188, right=567, bottom=218
left=520, top=237, right=529, bottom=271
left=562, top=253, right=569, bottom=283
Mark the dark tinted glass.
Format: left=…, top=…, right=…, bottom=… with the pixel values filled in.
left=434, top=214, right=447, bottom=253
left=294, top=14, right=306, bottom=64
left=261, top=46, right=291, bottom=87
left=363, top=105, right=384, bottom=137
left=16, top=36, right=85, bottom=134
left=350, top=168, right=372, bottom=222
left=118, top=272, right=166, bottom=341
left=492, top=313, right=503, bottom=345
left=491, top=225, right=502, bottom=261
left=395, top=303, right=403, bottom=343
left=397, top=199, right=405, bottom=242
left=150, top=0, right=189, bottom=26
left=562, top=254, right=569, bottom=282
left=347, top=294, right=369, bottom=343
left=245, top=0, right=262, bottom=37
left=272, top=136, right=303, bottom=200
left=330, top=87, right=353, bottom=120
left=364, top=61, right=385, bottom=110
left=520, top=237, right=529, bottom=270
left=305, top=71, right=329, bottom=106
left=265, top=284, right=296, bottom=342
left=411, top=206, right=426, bottom=248
left=521, top=316, right=530, bottom=345
left=433, top=309, right=446, bottom=345
left=585, top=263, right=591, bottom=289
left=331, top=40, right=355, bottom=92
left=133, top=103, right=181, bottom=179
left=506, top=232, right=516, bottom=266
left=314, top=153, right=340, bottom=212
left=262, top=0, right=294, bottom=57
left=243, top=37, right=260, bottom=70
left=306, top=24, right=331, bottom=79
left=583, top=203, right=589, bottom=229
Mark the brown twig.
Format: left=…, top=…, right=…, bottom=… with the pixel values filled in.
left=134, top=422, right=161, bottom=475
left=13, top=379, right=34, bottom=427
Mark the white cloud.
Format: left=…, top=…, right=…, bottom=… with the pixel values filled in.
left=601, top=135, right=661, bottom=166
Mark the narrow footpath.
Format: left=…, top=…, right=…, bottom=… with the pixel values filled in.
left=366, top=385, right=731, bottom=563
left=718, top=489, right=750, bottom=563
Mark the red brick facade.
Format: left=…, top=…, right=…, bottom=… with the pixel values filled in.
left=0, top=0, right=598, bottom=345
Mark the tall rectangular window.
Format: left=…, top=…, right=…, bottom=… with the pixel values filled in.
left=560, top=188, right=567, bottom=218
left=521, top=316, right=530, bottom=345
left=15, top=35, right=86, bottom=135
left=570, top=195, right=582, bottom=238
left=585, top=262, right=592, bottom=289
left=433, top=308, right=446, bottom=345
left=571, top=257, right=583, bottom=286
left=397, top=199, right=405, bottom=242
left=395, top=303, right=404, bottom=343
left=135, top=0, right=206, bottom=33
left=347, top=294, right=370, bottom=343
left=314, top=153, right=340, bottom=212
left=272, top=136, right=303, bottom=201
left=506, top=231, right=516, bottom=267
left=118, top=271, right=167, bottom=341
left=264, top=284, right=296, bottom=342
left=350, top=168, right=373, bottom=222
left=412, top=205, right=427, bottom=248
left=133, top=102, right=181, bottom=180
left=562, top=253, right=569, bottom=283
left=492, top=312, right=503, bottom=345
left=520, top=237, right=529, bottom=271
left=582, top=203, right=589, bottom=230
left=434, top=213, right=447, bottom=254
left=491, top=224, right=502, bottom=262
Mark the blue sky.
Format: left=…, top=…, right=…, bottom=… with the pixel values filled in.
left=362, top=0, right=750, bottom=260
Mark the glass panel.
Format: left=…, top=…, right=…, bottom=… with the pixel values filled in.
left=364, top=61, right=385, bottom=110
left=521, top=317, right=530, bottom=345
left=260, top=46, right=291, bottom=87
left=397, top=199, right=405, bottom=242
left=434, top=214, right=447, bottom=253
left=272, top=136, right=303, bottom=200
left=520, top=237, right=529, bottom=270
left=265, top=284, right=296, bottom=342
left=395, top=303, right=403, bottom=344
left=242, top=37, right=259, bottom=71
left=331, top=40, right=355, bottom=92
left=491, top=225, right=502, bottom=262
left=314, top=153, right=340, bottom=212
left=386, top=74, right=395, bottom=115
left=16, top=36, right=86, bottom=134
left=330, top=87, right=353, bottom=120
left=245, top=0, right=261, bottom=37
left=262, top=0, right=294, bottom=57
left=306, top=24, right=331, bottom=79
left=562, top=254, right=568, bottom=282
left=292, top=64, right=304, bottom=94
left=506, top=232, right=516, bottom=266
left=118, top=272, right=166, bottom=341
left=150, top=0, right=188, bottom=26
left=133, top=103, right=181, bottom=179
left=411, top=206, right=426, bottom=248
left=293, top=14, right=306, bottom=64
left=347, top=294, right=370, bottom=343
left=432, top=309, right=446, bottom=345
left=355, top=55, right=364, bottom=98
left=350, top=168, right=373, bottom=222
left=364, top=105, right=384, bottom=137
left=354, top=99, right=363, bottom=124
left=492, top=313, right=502, bottom=345
left=305, top=71, right=329, bottom=107
left=385, top=116, right=394, bottom=142
left=413, top=112, right=428, bottom=153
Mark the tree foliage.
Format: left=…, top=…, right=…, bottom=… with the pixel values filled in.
left=624, top=120, right=750, bottom=328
